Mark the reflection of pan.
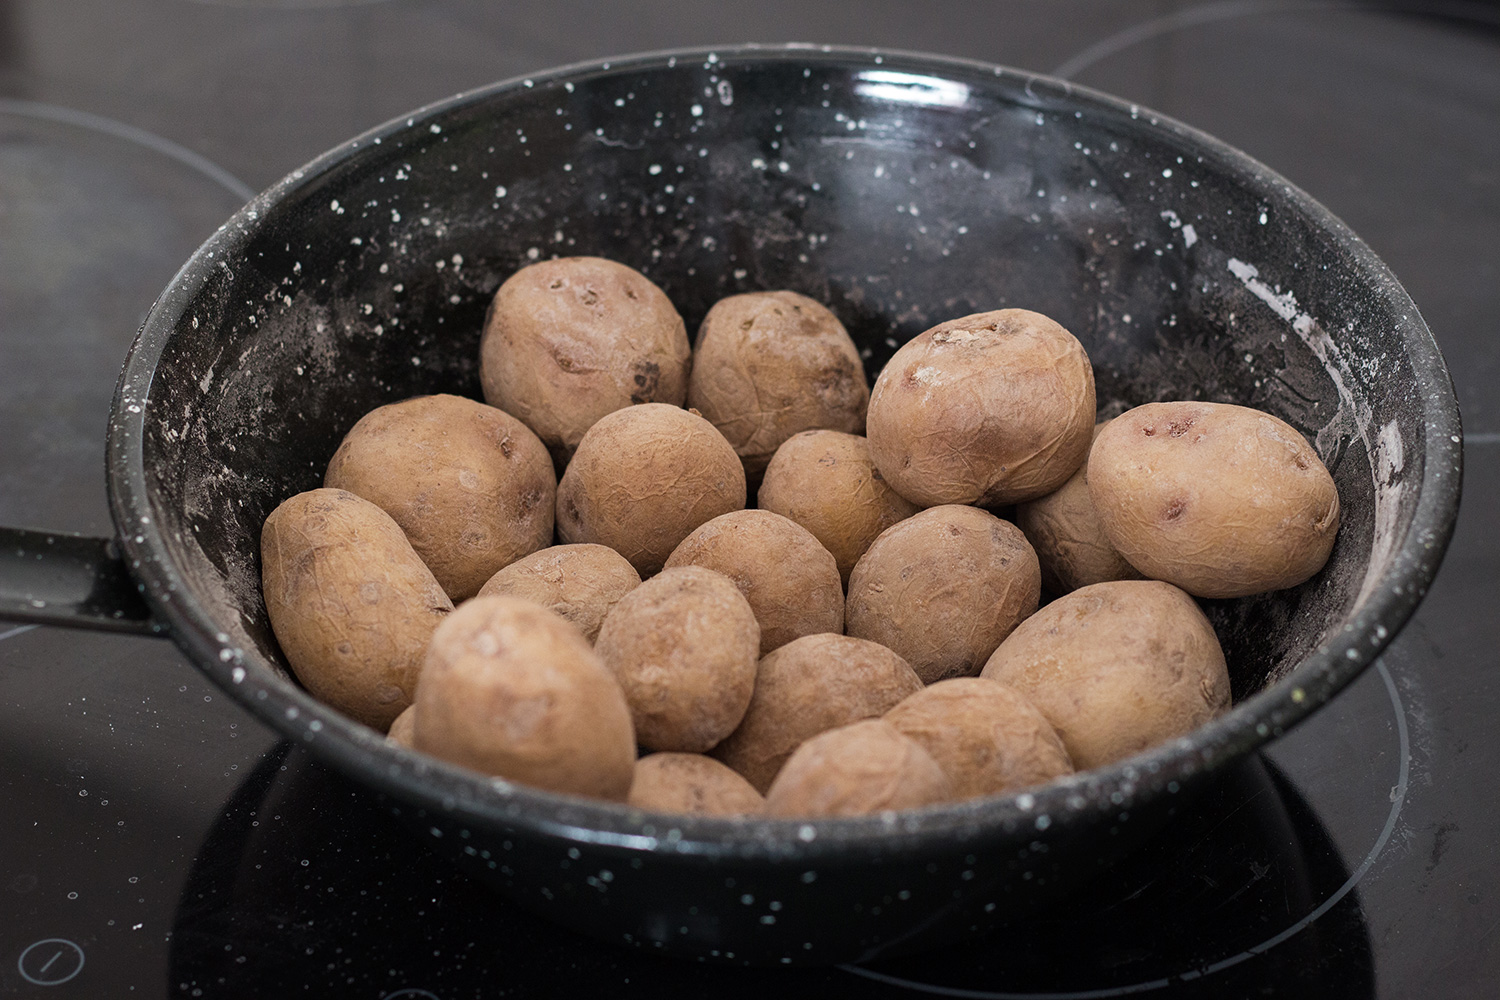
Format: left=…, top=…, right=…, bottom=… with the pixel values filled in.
left=169, top=745, right=1372, bottom=997
left=1, top=47, right=1460, bottom=963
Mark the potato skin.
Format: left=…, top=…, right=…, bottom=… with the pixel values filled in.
left=411, top=596, right=636, bottom=800
left=556, top=403, right=747, bottom=576
left=628, top=753, right=765, bottom=817
left=686, top=291, right=869, bottom=481
left=386, top=705, right=417, bottom=748
left=324, top=394, right=555, bottom=601
left=764, top=719, right=954, bottom=818
left=480, top=256, right=691, bottom=460
left=845, top=505, right=1041, bottom=684
left=1015, top=422, right=1143, bottom=595
left=981, top=580, right=1231, bottom=770
left=758, top=430, right=920, bottom=586
left=260, top=488, right=453, bottom=731
left=664, top=509, right=843, bottom=656
left=884, top=678, right=1073, bottom=800
left=594, top=567, right=760, bottom=753
left=713, top=633, right=925, bottom=793
left=477, top=543, right=640, bottom=643
left=867, top=309, right=1096, bottom=507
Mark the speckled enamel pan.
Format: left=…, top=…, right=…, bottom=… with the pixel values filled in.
left=0, top=45, right=1462, bottom=965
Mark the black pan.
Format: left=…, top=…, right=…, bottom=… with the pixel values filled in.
left=0, top=46, right=1462, bottom=966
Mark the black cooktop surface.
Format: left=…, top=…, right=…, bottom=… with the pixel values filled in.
left=2, top=2, right=1497, bottom=997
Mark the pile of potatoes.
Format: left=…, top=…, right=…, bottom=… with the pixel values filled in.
left=260, top=255, right=1341, bottom=820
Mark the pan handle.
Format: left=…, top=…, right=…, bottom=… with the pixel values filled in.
left=0, top=527, right=165, bottom=636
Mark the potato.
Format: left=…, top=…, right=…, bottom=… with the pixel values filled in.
left=411, top=595, right=636, bottom=800
left=628, top=753, right=765, bottom=816
left=480, top=256, right=691, bottom=461
left=323, top=393, right=555, bottom=601
left=663, top=509, right=843, bottom=656
left=981, top=580, right=1231, bottom=770
left=866, top=308, right=1095, bottom=507
left=884, top=678, right=1073, bottom=800
left=764, top=719, right=954, bottom=818
left=845, top=505, right=1040, bottom=684
left=594, top=566, right=760, bottom=753
left=477, top=543, right=640, bottom=643
left=757, top=430, right=919, bottom=585
left=1087, top=401, right=1340, bottom=598
left=386, top=705, right=416, bottom=748
left=686, top=290, right=869, bottom=481
left=260, top=488, right=453, bottom=731
left=712, top=633, right=924, bottom=793
left=555, top=403, right=746, bottom=576
left=1015, top=422, right=1143, bottom=595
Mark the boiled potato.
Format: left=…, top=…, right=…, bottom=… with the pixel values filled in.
left=663, top=509, right=843, bottom=656
left=480, top=256, right=690, bottom=461
left=981, top=580, right=1231, bottom=770
left=260, top=488, right=453, bottom=731
left=628, top=753, right=765, bottom=816
left=1087, top=401, right=1340, bottom=598
left=477, top=543, right=640, bottom=643
left=757, top=430, right=919, bottom=585
left=555, top=403, right=746, bottom=576
left=324, top=393, right=555, bottom=601
left=386, top=705, right=417, bottom=748
left=866, top=309, right=1095, bottom=507
left=594, top=566, right=760, bottom=753
left=845, top=505, right=1040, bottom=684
left=686, top=290, right=869, bottom=482
left=712, top=633, right=924, bottom=793
left=764, top=719, right=954, bottom=818
left=411, top=595, right=636, bottom=800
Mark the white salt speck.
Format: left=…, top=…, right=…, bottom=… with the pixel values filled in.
left=232, top=667, right=246, bottom=683
left=649, top=164, right=662, bottom=175
left=495, top=185, right=508, bottom=198
left=1260, top=211, right=1268, bottom=225
left=690, top=104, right=704, bottom=117
left=797, top=825, right=816, bottom=842
left=1162, top=168, right=1173, bottom=178
left=429, top=124, right=442, bottom=134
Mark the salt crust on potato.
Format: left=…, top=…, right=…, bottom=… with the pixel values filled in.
left=555, top=403, right=746, bottom=576
left=712, top=633, right=924, bottom=794
left=480, top=256, right=691, bottom=461
left=757, top=430, right=919, bottom=586
left=412, top=596, right=636, bottom=801
left=866, top=308, right=1096, bottom=507
left=594, top=566, right=760, bottom=753
left=764, top=719, right=954, bottom=818
left=845, top=505, right=1041, bottom=684
left=324, top=393, right=555, bottom=601
left=261, top=488, right=452, bottom=732
left=477, top=543, right=640, bottom=643
left=628, top=753, right=765, bottom=817
left=663, top=509, right=843, bottom=656
left=686, top=290, right=869, bottom=481
left=884, top=678, right=1074, bottom=800
left=981, top=580, right=1231, bottom=770
left=1087, top=401, right=1340, bottom=598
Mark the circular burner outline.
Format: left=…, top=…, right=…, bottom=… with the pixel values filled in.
left=840, top=657, right=1411, bottom=998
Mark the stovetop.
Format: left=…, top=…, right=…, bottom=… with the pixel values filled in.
left=2, top=2, right=1497, bottom=997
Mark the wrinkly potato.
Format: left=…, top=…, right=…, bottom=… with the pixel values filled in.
left=845, top=505, right=1041, bottom=684
left=411, top=596, right=636, bottom=800
left=866, top=309, right=1095, bottom=507
left=1015, top=422, right=1143, bottom=595
left=480, top=256, right=691, bottom=461
left=1087, top=401, right=1340, bottom=598
left=324, top=393, right=555, bottom=601
left=386, top=705, right=417, bottom=748
left=757, top=430, right=920, bottom=585
left=663, top=509, right=843, bottom=655
left=884, top=678, right=1073, bottom=800
left=594, top=566, right=760, bottom=753
left=713, top=633, right=925, bottom=793
left=981, top=580, right=1231, bottom=770
left=261, top=488, right=453, bottom=732
left=556, top=403, right=746, bottom=576
left=764, top=719, right=954, bottom=818
left=628, top=753, right=766, bottom=816
left=477, top=543, right=640, bottom=643
left=686, top=290, right=869, bottom=481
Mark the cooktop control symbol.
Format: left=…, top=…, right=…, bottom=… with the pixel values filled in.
left=16, top=939, right=85, bottom=986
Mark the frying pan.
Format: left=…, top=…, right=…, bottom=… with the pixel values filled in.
left=0, top=45, right=1462, bottom=965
